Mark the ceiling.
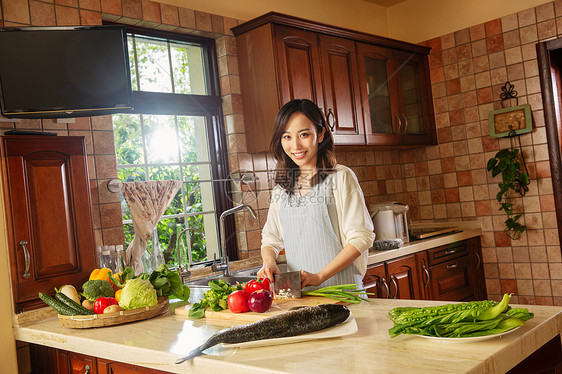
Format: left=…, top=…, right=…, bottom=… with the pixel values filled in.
left=361, top=0, right=407, bottom=7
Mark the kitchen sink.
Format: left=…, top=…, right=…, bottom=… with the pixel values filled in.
left=185, top=266, right=260, bottom=287
left=186, top=275, right=257, bottom=287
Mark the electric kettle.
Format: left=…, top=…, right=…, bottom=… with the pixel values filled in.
left=370, top=201, right=410, bottom=244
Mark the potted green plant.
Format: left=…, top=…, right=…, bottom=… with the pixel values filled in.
left=486, top=148, right=530, bottom=240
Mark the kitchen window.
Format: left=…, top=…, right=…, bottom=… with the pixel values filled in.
left=112, top=25, right=231, bottom=270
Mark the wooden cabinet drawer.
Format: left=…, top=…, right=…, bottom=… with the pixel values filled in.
left=428, top=255, right=473, bottom=301
left=427, top=241, right=467, bottom=266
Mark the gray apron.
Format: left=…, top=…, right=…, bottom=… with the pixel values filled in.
left=278, top=177, right=363, bottom=291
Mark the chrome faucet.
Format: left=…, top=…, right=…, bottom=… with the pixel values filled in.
left=176, top=227, right=204, bottom=282
left=212, top=204, right=258, bottom=276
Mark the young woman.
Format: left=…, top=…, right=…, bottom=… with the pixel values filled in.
left=257, top=99, right=375, bottom=290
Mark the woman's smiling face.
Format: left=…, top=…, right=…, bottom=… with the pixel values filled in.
left=281, top=112, right=324, bottom=171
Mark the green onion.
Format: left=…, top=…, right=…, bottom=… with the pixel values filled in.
left=302, top=284, right=373, bottom=304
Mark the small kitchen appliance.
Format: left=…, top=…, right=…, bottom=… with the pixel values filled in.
left=370, top=201, right=409, bottom=249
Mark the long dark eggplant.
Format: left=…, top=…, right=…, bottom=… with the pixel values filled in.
left=176, top=304, right=350, bottom=363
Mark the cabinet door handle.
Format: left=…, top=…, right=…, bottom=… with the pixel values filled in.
left=381, top=277, right=390, bottom=299
left=390, top=275, right=398, bottom=299
left=475, top=251, right=481, bottom=271
left=84, top=364, right=91, bottom=374
left=445, top=249, right=456, bottom=255
left=326, top=108, right=335, bottom=132
left=401, top=113, right=408, bottom=133
left=393, top=113, right=401, bottom=135
left=422, top=261, right=430, bottom=289
left=446, top=263, right=458, bottom=270
left=19, top=240, right=31, bottom=279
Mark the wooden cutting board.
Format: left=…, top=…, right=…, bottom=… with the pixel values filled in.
left=174, top=296, right=344, bottom=323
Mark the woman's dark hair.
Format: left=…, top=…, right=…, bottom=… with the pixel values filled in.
left=270, top=99, right=336, bottom=192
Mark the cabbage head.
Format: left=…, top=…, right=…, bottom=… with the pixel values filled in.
left=119, top=278, right=157, bottom=310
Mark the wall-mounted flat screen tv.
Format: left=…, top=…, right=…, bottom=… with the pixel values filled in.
left=0, top=25, right=133, bottom=119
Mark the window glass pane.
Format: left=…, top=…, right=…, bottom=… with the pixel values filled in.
left=183, top=213, right=218, bottom=263
left=143, top=115, right=180, bottom=163
left=113, top=113, right=144, bottom=165
left=184, top=181, right=215, bottom=213
left=128, top=36, right=138, bottom=91
left=121, top=201, right=132, bottom=221
left=148, top=165, right=180, bottom=181
left=401, top=63, right=423, bottom=134
left=118, top=167, right=146, bottom=182
left=178, top=116, right=209, bottom=163
left=364, top=56, right=393, bottom=134
left=154, top=217, right=181, bottom=266
left=123, top=223, right=135, bottom=247
left=183, top=164, right=211, bottom=182
left=114, top=31, right=223, bottom=268
left=170, top=41, right=207, bottom=95
left=135, top=35, right=172, bottom=93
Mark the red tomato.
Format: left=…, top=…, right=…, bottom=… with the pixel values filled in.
left=94, top=297, right=118, bottom=314
left=227, top=290, right=249, bottom=313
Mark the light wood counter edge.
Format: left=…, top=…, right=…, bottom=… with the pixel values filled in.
left=368, top=228, right=483, bottom=265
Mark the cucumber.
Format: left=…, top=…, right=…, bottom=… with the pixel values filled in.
left=38, top=292, right=78, bottom=316
left=55, top=292, right=94, bottom=315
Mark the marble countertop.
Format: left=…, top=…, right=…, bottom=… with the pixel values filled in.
left=13, top=294, right=561, bottom=374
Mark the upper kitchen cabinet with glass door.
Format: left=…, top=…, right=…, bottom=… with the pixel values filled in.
left=357, top=43, right=436, bottom=146
left=233, top=12, right=436, bottom=152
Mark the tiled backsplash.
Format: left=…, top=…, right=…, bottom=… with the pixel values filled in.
left=1, top=0, right=560, bottom=305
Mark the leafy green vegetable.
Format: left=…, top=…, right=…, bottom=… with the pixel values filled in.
left=108, top=266, right=135, bottom=289
left=506, top=308, right=534, bottom=321
left=148, top=264, right=190, bottom=301
left=108, top=264, right=190, bottom=301
left=118, top=278, right=157, bottom=310
left=387, top=294, right=533, bottom=338
left=188, top=280, right=235, bottom=319
left=301, top=284, right=373, bottom=303
left=81, top=279, right=115, bottom=302
left=388, top=299, right=497, bottom=324
left=475, top=293, right=511, bottom=320
left=462, top=317, right=526, bottom=337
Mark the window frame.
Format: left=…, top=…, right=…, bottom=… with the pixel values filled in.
left=107, top=22, right=238, bottom=262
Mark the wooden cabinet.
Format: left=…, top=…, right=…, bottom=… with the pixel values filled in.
left=356, top=43, right=435, bottom=146
left=58, top=350, right=96, bottom=374
left=363, top=262, right=387, bottom=298
left=274, top=26, right=324, bottom=108
left=96, top=358, right=171, bottom=374
left=317, top=34, right=364, bottom=144
left=30, top=345, right=171, bottom=374
left=364, top=254, right=420, bottom=300
left=233, top=12, right=436, bottom=153
left=424, top=239, right=487, bottom=301
left=467, top=236, right=486, bottom=300
left=364, top=238, right=486, bottom=302
left=1, top=136, right=96, bottom=312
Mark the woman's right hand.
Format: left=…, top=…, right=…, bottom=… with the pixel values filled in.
left=257, top=261, right=280, bottom=282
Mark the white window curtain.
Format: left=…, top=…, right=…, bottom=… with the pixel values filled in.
left=121, top=180, right=182, bottom=273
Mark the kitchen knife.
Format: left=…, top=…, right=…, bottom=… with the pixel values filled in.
left=273, top=271, right=302, bottom=298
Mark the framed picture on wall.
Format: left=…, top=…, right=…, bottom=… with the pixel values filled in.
left=488, top=104, right=532, bottom=138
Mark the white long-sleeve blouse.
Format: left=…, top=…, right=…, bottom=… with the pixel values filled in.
left=261, top=164, right=375, bottom=277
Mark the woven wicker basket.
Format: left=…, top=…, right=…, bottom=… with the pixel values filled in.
left=58, top=297, right=169, bottom=328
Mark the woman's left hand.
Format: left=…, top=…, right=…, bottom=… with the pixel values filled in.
left=300, top=270, right=323, bottom=288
